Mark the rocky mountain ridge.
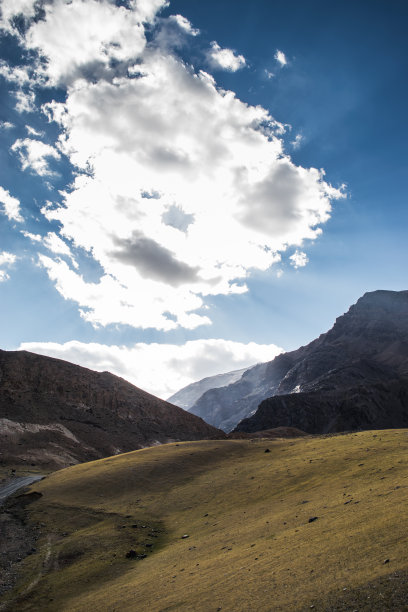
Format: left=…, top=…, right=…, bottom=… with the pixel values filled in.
left=0, top=350, right=224, bottom=469
left=167, top=367, right=249, bottom=410
left=188, top=290, right=408, bottom=432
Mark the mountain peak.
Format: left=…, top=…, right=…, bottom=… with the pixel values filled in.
left=183, top=289, right=408, bottom=432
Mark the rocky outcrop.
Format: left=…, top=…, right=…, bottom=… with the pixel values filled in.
left=234, top=290, right=408, bottom=434
left=235, top=377, right=408, bottom=434
left=188, top=290, right=408, bottom=432
left=0, top=350, right=225, bottom=468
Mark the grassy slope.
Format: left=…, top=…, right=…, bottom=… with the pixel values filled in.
left=3, top=430, right=408, bottom=611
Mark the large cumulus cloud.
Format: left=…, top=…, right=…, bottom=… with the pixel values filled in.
left=2, top=0, right=344, bottom=331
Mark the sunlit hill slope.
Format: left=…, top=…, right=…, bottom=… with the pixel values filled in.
left=3, top=430, right=408, bottom=611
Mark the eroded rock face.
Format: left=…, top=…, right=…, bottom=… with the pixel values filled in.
left=0, top=350, right=225, bottom=468
left=190, top=290, right=408, bottom=433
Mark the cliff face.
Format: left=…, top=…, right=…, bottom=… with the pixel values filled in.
left=0, top=350, right=225, bottom=468
left=188, top=290, right=408, bottom=432
left=234, top=290, right=408, bottom=434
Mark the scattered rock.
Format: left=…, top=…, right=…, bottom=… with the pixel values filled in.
left=384, top=558, right=390, bottom=564
left=181, top=534, right=189, bottom=539
left=125, top=550, right=137, bottom=559
left=308, top=516, right=318, bottom=523
left=264, top=448, right=271, bottom=453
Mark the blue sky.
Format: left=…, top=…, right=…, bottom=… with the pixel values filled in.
left=0, top=0, right=407, bottom=397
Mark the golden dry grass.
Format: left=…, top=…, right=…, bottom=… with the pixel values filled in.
left=3, top=429, right=408, bottom=611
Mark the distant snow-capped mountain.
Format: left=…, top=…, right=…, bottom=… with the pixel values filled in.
left=167, top=367, right=250, bottom=410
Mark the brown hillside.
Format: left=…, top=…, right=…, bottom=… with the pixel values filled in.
left=0, top=350, right=225, bottom=469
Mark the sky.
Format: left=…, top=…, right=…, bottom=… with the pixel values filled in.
left=0, top=0, right=407, bottom=399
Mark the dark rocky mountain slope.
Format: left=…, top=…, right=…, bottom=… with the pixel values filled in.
left=190, top=290, right=408, bottom=432
left=0, top=350, right=225, bottom=469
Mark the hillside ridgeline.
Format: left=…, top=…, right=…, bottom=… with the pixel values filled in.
left=0, top=350, right=225, bottom=469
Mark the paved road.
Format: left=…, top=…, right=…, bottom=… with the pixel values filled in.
left=0, top=475, right=44, bottom=506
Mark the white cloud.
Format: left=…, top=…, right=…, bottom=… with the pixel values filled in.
left=17, top=338, right=283, bottom=398
left=0, top=251, right=17, bottom=282
left=154, top=13, right=200, bottom=49
left=207, top=41, right=246, bottom=71
left=4, top=0, right=344, bottom=331
left=14, top=89, right=36, bottom=113
left=0, top=120, right=14, bottom=130
left=0, top=251, right=17, bottom=266
left=169, top=14, right=199, bottom=36
left=4, top=0, right=167, bottom=86
left=264, top=69, right=275, bottom=79
left=290, top=250, right=309, bottom=268
left=0, top=0, right=37, bottom=24
left=26, top=125, right=44, bottom=137
left=21, top=231, right=42, bottom=242
left=275, top=50, right=287, bottom=66
left=0, top=186, right=23, bottom=222
left=23, top=230, right=79, bottom=268
left=11, top=138, right=61, bottom=175
left=291, top=133, right=303, bottom=149
left=0, top=61, right=31, bottom=86
left=42, top=232, right=72, bottom=256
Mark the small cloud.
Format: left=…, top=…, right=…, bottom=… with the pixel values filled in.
left=14, top=89, right=36, bottom=113
left=11, top=138, right=61, bottom=176
left=169, top=14, right=199, bottom=36
left=207, top=41, right=246, bottom=72
left=155, top=14, right=200, bottom=50
left=0, top=251, right=17, bottom=266
left=290, top=250, right=309, bottom=269
left=0, top=61, right=31, bottom=86
left=276, top=268, right=284, bottom=278
left=0, top=250, right=17, bottom=282
left=0, top=120, right=14, bottom=131
left=274, top=49, right=287, bottom=67
left=291, top=134, right=303, bottom=149
left=25, top=125, right=44, bottom=137
left=0, top=186, right=23, bottom=222
left=22, top=231, right=42, bottom=242
left=264, top=69, right=275, bottom=79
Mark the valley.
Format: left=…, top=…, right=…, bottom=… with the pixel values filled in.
left=2, top=430, right=408, bottom=611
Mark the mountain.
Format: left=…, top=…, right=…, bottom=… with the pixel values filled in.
left=0, top=350, right=225, bottom=469
left=167, top=367, right=249, bottom=410
left=190, top=290, right=408, bottom=432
